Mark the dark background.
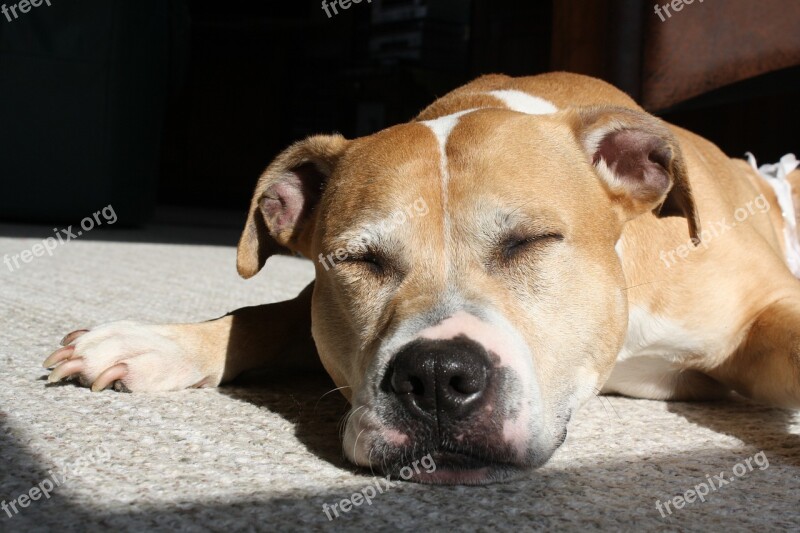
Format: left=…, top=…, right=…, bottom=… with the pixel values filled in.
left=1, top=0, right=798, bottom=227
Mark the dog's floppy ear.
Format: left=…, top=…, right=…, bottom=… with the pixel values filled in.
left=573, top=106, right=701, bottom=241
left=237, top=134, right=349, bottom=279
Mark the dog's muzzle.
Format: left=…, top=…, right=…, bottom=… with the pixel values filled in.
left=374, top=334, right=532, bottom=483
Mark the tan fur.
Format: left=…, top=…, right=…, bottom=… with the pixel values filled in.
left=45, top=73, right=800, bottom=474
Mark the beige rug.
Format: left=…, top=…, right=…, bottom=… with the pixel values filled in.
left=2, top=223, right=799, bottom=532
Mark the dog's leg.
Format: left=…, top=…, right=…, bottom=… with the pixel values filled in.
left=713, top=296, right=800, bottom=408
left=602, top=356, right=730, bottom=401
left=42, top=282, right=318, bottom=392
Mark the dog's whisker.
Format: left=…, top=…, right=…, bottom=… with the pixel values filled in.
left=594, top=395, right=622, bottom=420
left=353, top=428, right=367, bottom=468
left=381, top=443, right=390, bottom=477
left=622, top=279, right=660, bottom=291
left=351, top=408, right=372, bottom=466
left=339, top=405, right=367, bottom=460
left=314, top=385, right=351, bottom=412
left=603, top=396, right=621, bottom=419
left=595, top=395, right=612, bottom=420
left=337, top=410, right=348, bottom=436
left=592, top=378, right=618, bottom=418
left=338, top=410, right=352, bottom=441
left=338, top=405, right=360, bottom=446
left=367, top=444, right=378, bottom=477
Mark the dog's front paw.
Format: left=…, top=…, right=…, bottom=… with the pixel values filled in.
left=43, top=321, right=217, bottom=392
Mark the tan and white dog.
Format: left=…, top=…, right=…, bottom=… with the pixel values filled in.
left=43, top=73, right=800, bottom=484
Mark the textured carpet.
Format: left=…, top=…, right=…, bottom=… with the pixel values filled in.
left=2, top=223, right=800, bottom=532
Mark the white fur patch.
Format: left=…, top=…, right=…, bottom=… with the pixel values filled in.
left=602, top=356, right=685, bottom=399
left=602, top=355, right=728, bottom=401
left=612, top=306, right=737, bottom=400
left=421, top=109, right=475, bottom=148
left=422, top=110, right=476, bottom=264
left=487, top=89, right=558, bottom=115
left=618, top=306, right=708, bottom=364
left=607, top=307, right=711, bottom=400
left=614, top=237, right=624, bottom=261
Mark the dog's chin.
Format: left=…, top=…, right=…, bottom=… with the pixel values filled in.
left=377, top=448, right=534, bottom=485
left=412, top=464, right=527, bottom=485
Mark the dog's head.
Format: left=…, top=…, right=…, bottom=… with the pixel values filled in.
left=237, top=106, right=698, bottom=484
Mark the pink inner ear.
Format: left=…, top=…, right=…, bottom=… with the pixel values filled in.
left=261, top=180, right=305, bottom=236
left=259, top=163, right=327, bottom=239
left=594, top=129, right=672, bottom=200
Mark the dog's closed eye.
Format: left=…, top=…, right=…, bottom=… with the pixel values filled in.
left=498, top=232, right=563, bottom=263
left=345, top=253, right=386, bottom=276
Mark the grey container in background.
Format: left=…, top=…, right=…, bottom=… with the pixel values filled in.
left=0, top=0, right=184, bottom=226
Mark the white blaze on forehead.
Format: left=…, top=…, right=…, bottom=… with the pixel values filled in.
left=421, top=109, right=477, bottom=185
left=421, top=109, right=476, bottom=264
left=487, top=89, right=558, bottom=115
left=418, top=92, right=556, bottom=265
left=421, top=109, right=476, bottom=149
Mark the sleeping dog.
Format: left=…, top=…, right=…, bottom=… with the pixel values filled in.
left=43, top=72, right=800, bottom=484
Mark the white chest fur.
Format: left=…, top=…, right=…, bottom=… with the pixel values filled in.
left=618, top=306, right=709, bottom=364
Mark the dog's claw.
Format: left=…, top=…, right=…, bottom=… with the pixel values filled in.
left=48, top=359, right=84, bottom=383
left=61, top=329, right=89, bottom=346
left=91, top=363, right=128, bottom=392
left=43, top=346, right=75, bottom=369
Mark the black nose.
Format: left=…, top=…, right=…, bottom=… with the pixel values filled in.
left=388, top=335, right=491, bottom=420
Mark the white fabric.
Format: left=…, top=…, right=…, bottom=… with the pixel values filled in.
left=747, top=153, right=800, bottom=277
